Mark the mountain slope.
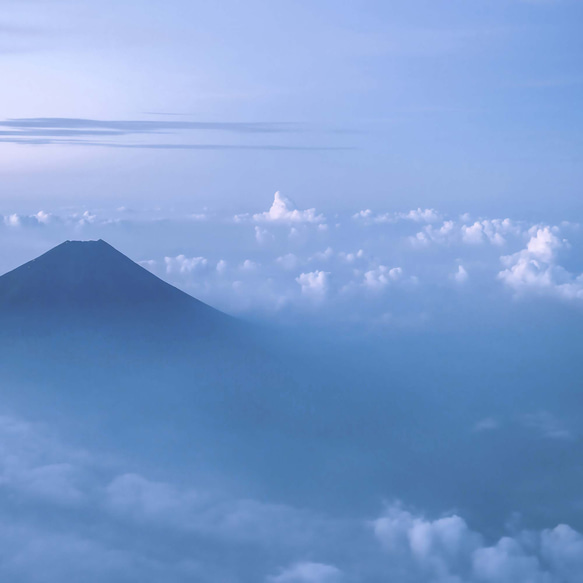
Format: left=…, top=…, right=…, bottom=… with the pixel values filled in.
left=0, top=239, right=210, bottom=309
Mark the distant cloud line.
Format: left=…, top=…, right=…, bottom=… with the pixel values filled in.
left=0, top=118, right=355, bottom=151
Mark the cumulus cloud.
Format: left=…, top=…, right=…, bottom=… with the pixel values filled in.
left=373, top=502, right=583, bottom=583
left=240, top=259, right=260, bottom=271
left=411, top=218, right=521, bottom=248
left=164, top=255, right=208, bottom=274
left=411, top=220, right=456, bottom=246
left=461, top=219, right=518, bottom=246
left=363, top=266, right=402, bottom=291
left=353, top=208, right=441, bottom=225
left=2, top=211, right=56, bottom=227
left=253, top=192, right=325, bottom=224
left=296, top=271, right=329, bottom=298
left=309, top=247, right=334, bottom=262
left=216, top=259, right=228, bottom=274
left=338, top=249, right=364, bottom=263
left=1, top=406, right=583, bottom=583
left=498, top=227, right=583, bottom=300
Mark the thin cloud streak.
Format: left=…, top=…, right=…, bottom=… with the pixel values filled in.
left=0, top=137, right=354, bottom=151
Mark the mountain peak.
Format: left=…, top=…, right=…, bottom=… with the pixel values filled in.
left=0, top=239, right=212, bottom=312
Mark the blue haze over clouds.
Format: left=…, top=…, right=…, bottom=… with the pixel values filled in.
left=1, top=1, right=583, bottom=581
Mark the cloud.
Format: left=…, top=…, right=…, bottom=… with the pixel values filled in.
left=0, top=119, right=353, bottom=151
left=164, top=255, right=208, bottom=275
left=363, top=266, right=402, bottom=290
left=521, top=411, right=574, bottom=440
left=253, top=192, right=326, bottom=224
left=0, top=118, right=301, bottom=136
left=296, top=271, right=329, bottom=298
left=268, top=562, right=343, bottom=583
left=240, top=259, right=259, bottom=271
left=411, top=218, right=522, bottom=248
left=373, top=502, right=583, bottom=583
left=453, top=265, right=468, bottom=284
left=461, top=219, right=518, bottom=246
left=2, top=211, right=55, bottom=227
left=1, top=406, right=583, bottom=582
left=498, top=226, right=583, bottom=300
left=255, top=226, right=274, bottom=244
left=411, top=220, right=456, bottom=246
left=309, top=247, right=334, bottom=262
left=473, top=417, right=499, bottom=432
left=353, top=208, right=442, bottom=225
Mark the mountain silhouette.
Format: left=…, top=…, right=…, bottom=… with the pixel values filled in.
left=0, top=239, right=216, bottom=310
left=0, top=239, right=323, bottom=511
left=0, top=239, right=234, bottom=340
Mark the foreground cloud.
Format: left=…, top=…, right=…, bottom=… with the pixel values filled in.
left=373, top=502, right=583, bottom=583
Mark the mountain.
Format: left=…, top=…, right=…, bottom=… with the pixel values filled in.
left=0, top=240, right=296, bottom=453
left=0, top=239, right=223, bottom=314
left=0, top=240, right=338, bottom=511
left=0, top=239, right=232, bottom=337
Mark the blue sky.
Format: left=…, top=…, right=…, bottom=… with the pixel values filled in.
left=2, top=2, right=583, bottom=582
left=0, top=0, right=582, bottom=218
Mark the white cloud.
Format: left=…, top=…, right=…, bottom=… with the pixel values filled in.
left=411, top=220, right=456, bottom=246
left=240, top=259, right=260, bottom=271
left=353, top=208, right=441, bottom=225
left=363, top=266, right=402, bottom=290
left=3, top=214, right=22, bottom=227
left=2, top=211, right=55, bottom=227
left=461, top=219, right=518, bottom=246
left=411, top=218, right=522, bottom=248
left=296, top=271, right=329, bottom=298
left=498, top=227, right=583, bottom=300
left=254, top=192, right=325, bottom=224
left=309, top=247, right=334, bottom=262
left=164, top=254, right=208, bottom=274
left=338, top=249, right=364, bottom=263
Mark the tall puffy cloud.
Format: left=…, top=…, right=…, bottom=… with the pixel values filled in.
left=498, top=227, right=583, bottom=300
left=253, top=192, right=325, bottom=224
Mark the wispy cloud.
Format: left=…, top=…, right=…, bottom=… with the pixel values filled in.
left=0, top=118, right=354, bottom=151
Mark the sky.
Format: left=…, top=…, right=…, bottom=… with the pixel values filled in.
left=0, top=0, right=582, bottom=218
left=2, top=1, right=583, bottom=582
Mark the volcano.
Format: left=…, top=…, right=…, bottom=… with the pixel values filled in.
left=0, top=239, right=218, bottom=311
left=0, top=239, right=232, bottom=338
